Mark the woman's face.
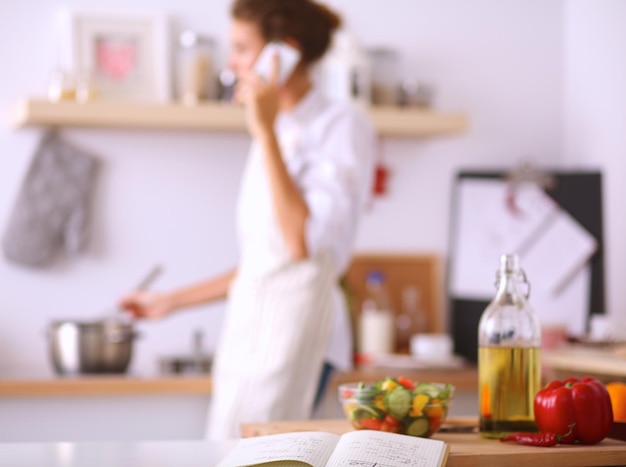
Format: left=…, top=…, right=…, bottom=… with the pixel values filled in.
left=228, top=19, right=265, bottom=79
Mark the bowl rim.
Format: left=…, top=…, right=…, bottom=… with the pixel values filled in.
left=338, top=381, right=456, bottom=399
left=338, top=381, right=456, bottom=389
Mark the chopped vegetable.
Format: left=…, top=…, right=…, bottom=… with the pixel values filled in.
left=406, top=417, right=430, bottom=437
left=384, top=386, right=412, bottom=419
left=340, top=376, right=454, bottom=437
left=410, top=394, right=429, bottom=417
left=397, top=376, right=415, bottom=390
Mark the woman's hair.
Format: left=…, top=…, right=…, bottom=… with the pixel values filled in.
left=231, top=0, right=342, bottom=65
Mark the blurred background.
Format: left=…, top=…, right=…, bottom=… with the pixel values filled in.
left=0, top=0, right=624, bottom=378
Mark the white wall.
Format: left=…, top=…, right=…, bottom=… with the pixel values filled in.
left=0, top=0, right=566, bottom=374
left=564, top=0, right=626, bottom=335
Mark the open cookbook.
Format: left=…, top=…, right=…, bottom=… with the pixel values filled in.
left=217, top=430, right=449, bottom=467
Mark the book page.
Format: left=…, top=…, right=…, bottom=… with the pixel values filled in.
left=326, top=431, right=448, bottom=467
left=217, top=431, right=340, bottom=467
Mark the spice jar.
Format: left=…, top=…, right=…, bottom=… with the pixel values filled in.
left=368, top=47, right=400, bottom=106
left=177, top=31, right=214, bottom=105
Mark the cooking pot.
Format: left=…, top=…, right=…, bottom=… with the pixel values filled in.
left=47, top=265, right=161, bottom=375
left=48, top=319, right=138, bottom=375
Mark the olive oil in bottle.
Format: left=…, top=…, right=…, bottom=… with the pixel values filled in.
left=478, top=254, right=541, bottom=438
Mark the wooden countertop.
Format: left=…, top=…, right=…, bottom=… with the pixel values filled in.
left=8, top=346, right=623, bottom=398
left=241, top=419, right=626, bottom=467
left=0, top=373, right=212, bottom=397
left=0, top=363, right=477, bottom=397
left=543, top=346, right=626, bottom=380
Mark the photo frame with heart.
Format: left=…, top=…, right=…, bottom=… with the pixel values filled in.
left=59, top=9, right=171, bottom=103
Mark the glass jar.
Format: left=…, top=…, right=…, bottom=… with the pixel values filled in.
left=177, top=31, right=214, bottom=105
left=478, top=254, right=541, bottom=438
left=358, top=271, right=395, bottom=355
left=368, top=47, right=400, bottom=106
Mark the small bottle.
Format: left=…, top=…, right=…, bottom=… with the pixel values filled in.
left=177, top=31, right=214, bottom=105
left=395, top=286, right=427, bottom=353
left=358, top=271, right=395, bottom=355
left=478, top=254, right=541, bottom=438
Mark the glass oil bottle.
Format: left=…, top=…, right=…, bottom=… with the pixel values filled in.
left=478, top=254, right=541, bottom=438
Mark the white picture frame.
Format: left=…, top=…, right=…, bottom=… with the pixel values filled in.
left=59, top=8, right=171, bottom=103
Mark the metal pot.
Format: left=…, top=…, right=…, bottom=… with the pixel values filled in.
left=48, top=319, right=137, bottom=375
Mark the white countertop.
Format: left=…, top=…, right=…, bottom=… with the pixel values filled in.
left=0, top=440, right=236, bottom=467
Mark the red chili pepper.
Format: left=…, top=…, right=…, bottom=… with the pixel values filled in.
left=501, top=424, right=575, bottom=447
left=534, top=376, right=614, bottom=444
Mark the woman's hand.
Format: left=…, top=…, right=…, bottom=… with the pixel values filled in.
left=118, top=291, right=174, bottom=320
left=235, top=53, right=280, bottom=140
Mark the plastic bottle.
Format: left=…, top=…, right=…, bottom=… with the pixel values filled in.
left=358, top=271, right=395, bottom=355
left=478, top=254, right=542, bottom=438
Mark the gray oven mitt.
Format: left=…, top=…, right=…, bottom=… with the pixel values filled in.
left=2, top=132, right=100, bottom=267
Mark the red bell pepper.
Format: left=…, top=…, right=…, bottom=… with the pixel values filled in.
left=534, top=376, right=613, bottom=444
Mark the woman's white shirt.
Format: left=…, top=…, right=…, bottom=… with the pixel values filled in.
left=236, top=88, right=376, bottom=371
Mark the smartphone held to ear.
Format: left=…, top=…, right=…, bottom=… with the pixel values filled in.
left=254, top=41, right=301, bottom=85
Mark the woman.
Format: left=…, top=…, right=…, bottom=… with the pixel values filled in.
left=120, top=0, right=376, bottom=439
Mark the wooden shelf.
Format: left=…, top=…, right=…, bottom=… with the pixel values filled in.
left=11, top=98, right=467, bottom=138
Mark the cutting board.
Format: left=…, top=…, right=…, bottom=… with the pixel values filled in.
left=240, top=419, right=626, bottom=467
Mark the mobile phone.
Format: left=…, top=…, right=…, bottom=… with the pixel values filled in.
left=253, top=41, right=301, bottom=85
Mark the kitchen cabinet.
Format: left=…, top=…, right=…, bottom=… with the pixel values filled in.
left=0, top=373, right=212, bottom=442
left=11, top=98, right=467, bottom=138
left=0, top=440, right=236, bottom=467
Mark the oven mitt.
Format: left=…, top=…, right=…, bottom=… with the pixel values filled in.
left=2, top=132, right=100, bottom=267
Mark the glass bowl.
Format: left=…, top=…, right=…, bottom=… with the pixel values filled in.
left=339, top=378, right=454, bottom=437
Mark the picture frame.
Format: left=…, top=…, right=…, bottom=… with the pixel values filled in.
left=59, top=8, right=171, bottom=102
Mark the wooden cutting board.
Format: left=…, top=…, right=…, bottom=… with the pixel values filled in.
left=240, top=419, right=626, bottom=467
